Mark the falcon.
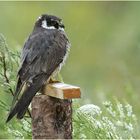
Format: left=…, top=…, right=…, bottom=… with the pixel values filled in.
left=6, top=14, right=70, bottom=122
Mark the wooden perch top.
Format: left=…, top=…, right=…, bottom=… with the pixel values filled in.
left=43, top=82, right=81, bottom=99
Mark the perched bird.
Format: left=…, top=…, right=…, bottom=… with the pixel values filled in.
left=6, top=14, right=70, bottom=122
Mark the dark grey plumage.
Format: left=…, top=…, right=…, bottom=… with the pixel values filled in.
left=6, top=14, right=70, bottom=122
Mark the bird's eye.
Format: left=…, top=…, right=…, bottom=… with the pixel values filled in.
left=51, top=20, right=59, bottom=29
left=51, top=20, right=56, bottom=24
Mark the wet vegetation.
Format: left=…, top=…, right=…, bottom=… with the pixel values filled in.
left=0, top=2, right=140, bottom=138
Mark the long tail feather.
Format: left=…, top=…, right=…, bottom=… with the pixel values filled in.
left=11, top=78, right=23, bottom=108
left=6, top=74, right=48, bottom=123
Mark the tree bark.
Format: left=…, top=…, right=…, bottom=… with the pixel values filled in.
left=31, top=95, right=72, bottom=139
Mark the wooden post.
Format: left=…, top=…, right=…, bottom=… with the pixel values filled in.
left=31, top=82, right=81, bottom=139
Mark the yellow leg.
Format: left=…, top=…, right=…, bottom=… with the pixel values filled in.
left=49, top=77, right=59, bottom=83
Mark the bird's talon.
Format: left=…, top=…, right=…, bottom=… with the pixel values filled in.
left=49, top=78, right=59, bottom=83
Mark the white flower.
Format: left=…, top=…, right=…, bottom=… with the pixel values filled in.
left=95, top=120, right=102, bottom=128
left=102, top=117, right=116, bottom=132
left=7, top=126, right=24, bottom=139
left=103, top=101, right=116, bottom=117
left=125, top=104, right=132, bottom=117
left=116, top=120, right=123, bottom=127
left=117, top=103, right=125, bottom=119
left=77, top=104, right=102, bottom=117
left=124, top=122, right=133, bottom=132
left=80, top=134, right=87, bottom=139
left=21, top=119, right=31, bottom=133
left=103, top=101, right=112, bottom=107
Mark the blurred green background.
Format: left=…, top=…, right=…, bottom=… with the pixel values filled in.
left=0, top=1, right=140, bottom=137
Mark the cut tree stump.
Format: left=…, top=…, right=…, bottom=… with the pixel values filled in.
left=31, top=82, right=81, bottom=139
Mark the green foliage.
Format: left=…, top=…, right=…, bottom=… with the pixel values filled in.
left=0, top=33, right=139, bottom=139
left=73, top=100, right=138, bottom=139
left=0, top=3, right=140, bottom=136
left=1, top=2, right=140, bottom=115
left=0, top=34, right=31, bottom=139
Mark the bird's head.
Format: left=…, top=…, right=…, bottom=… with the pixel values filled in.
left=35, top=14, right=65, bottom=31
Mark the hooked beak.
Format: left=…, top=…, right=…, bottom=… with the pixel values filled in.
left=59, top=23, right=65, bottom=28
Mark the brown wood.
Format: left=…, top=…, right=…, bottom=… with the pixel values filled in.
left=44, top=82, right=81, bottom=99
left=32, top=95, right=72, bottom=139
left=31, top=82, right=81, bottom=139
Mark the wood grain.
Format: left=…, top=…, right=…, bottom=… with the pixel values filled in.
left=44, top=82, right=81, bottom=99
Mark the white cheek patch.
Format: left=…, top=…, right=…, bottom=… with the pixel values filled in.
left=41, top=20, right=65, bottom=31
left=41, top=20, right=55, bottom=29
